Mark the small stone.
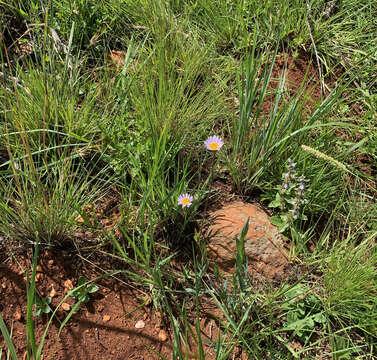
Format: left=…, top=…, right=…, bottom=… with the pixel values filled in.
left=2, top=282, right=7, bottom=289
left=14, top=311, right=22, bottom=321
left=158, top=329, right=168, bottom=342
left=36, top=265, right=42, bottom=272
left=76, top=216, right=85, bottom=223
left=35, top=273, right=43, bottom=282
left=48, top=259, right=54, bottom=266
left=61, top=303, right=70, bottom=311
left=49, top=286, right=56, bottom=298
left=135, top=320, right=145, bottom=329
left=63, top=279, right=73, bottom=291
left=103, top=315, right=111, bottom=322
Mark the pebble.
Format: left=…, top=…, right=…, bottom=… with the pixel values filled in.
left=14, top=311, right=22, bottom=321
left=135, top=320, right=145, bottom=329
left=158, top=329, right=168, bottom=342
left=63, top=279, right=73, bottom=290
left=35, top=273, right=43, bottom=282
left=61, top=303, right=71, bottom=311
left=103, top=315, right=111, bottom=322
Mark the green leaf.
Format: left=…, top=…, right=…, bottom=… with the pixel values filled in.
left=270, top=215, right=284, bottom=227
left=269, top=193, right=282, bottom=208
left=313, top=312, right=327, bottom=324
left=0, top=315, right=18, bottom=360
left=88, top=284, right=99, bottom=294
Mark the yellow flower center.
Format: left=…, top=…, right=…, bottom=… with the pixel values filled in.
left=181, top=197, right=190, bottom=205
left=209, top=142, right=219, bottom=150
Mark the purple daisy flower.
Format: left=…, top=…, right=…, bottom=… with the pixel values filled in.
left=178, top=193, right=193, bottom=208
left=204, top=136, right=224, bottom=151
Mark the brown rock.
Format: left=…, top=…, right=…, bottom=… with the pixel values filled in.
left=135, top=320, right=145, bottom=329
left=14, top=311, right=22, bottom=321
left=206, top=201, right=289, bottom=280
left=61, top=302, right=70, bottom=311
left=63, top=279, right=73, bottom=291
left=158, top=329, right=168, bottom=342
left=35, top=273, right=43, bottom=282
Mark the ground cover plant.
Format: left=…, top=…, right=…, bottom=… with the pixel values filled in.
left=0, top=0, right=376, bottom=359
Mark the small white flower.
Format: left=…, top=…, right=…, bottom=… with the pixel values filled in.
left=178, top=193, right=193, bottom=208
left=204, top=136, right=224, bottom=151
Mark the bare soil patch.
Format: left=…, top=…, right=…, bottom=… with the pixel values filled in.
left=0, top=248, right=173, bottom=360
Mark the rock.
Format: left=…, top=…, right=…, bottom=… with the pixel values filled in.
left=135, top=320, right=145, bottom=329
left=206, top=201, right=289, bottom=280
left=61, top=303, right=71, bottom=311
left=103, top=315, right=111, bottom=322
left=49, top=286, right=56, bottom=298
left=63, top=279, right=73, bottom=291
left=158, top=329, right=168, bottom=342
left=35, top=273, right=43, bottom=282
left=14, top=311, right=22, bottom=321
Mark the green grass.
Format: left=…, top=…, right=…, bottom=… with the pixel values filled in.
left=0, top=0, right=376, bottom=358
